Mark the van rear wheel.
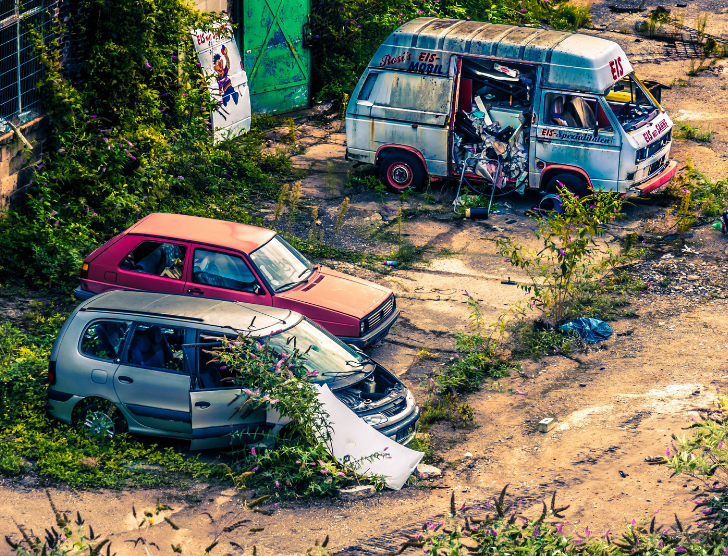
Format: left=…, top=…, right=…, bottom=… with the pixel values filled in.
left=545, top=174, right=590, bottom=198
left=79, top=401, right=127, bottom=440
left=379, top=152, right=426, bottom=192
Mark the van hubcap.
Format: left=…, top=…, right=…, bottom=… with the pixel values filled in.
left=389, top=163, right=413, bottom=188
left=84, top=411, right=116, bottom=438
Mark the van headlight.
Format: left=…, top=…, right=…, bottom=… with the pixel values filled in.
left=359, top=320, right=367, bottom=336
left=362, top=413, right=388, bottom=426
left=406, top=390, right=415, bottom=406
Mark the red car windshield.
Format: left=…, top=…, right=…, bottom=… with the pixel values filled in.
left=249, top=235, right=314, bottom=292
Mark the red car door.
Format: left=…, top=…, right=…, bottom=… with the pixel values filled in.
left=184, top=246, right=271, bottom=305
left=114, top=236, right=191, bottom=294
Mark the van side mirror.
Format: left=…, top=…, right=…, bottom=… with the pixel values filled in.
left=253, top=284, right=265, bottom=295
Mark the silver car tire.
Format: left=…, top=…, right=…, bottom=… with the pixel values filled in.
left=79, top=402, right=128, bottom=440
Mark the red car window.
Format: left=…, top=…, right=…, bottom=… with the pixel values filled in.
left=192, top=248, right=258, bottom=293
left=120, top=241, right=186, bottom=280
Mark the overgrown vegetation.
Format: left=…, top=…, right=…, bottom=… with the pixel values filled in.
left=671, top=156, right=728, bottom=218
left=498, top=189, right=644, bottom=324
left=0, top=0, right=291, bottom=292
left=674, top=122, right=714, bottom=143
left=208, top=334, right=388, bottom=497
left=312, top=0, right=592, bottom=101
left=0, top=300, right=220, bottom=488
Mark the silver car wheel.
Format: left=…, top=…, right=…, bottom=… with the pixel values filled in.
left=84, top=410, right=116, bottom=439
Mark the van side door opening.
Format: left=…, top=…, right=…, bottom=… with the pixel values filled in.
left=451, top=57, right=537, bottom=190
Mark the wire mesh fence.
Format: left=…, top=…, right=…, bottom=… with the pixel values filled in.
left=0, top=0, right=57, bottom=132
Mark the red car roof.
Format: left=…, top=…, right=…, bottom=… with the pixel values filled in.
left=126, top=213, right=277, bottom=253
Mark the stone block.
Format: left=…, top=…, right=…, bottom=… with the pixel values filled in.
left=415, top=464, right=442, bottom=480
left=538, top=417, right=556, bottom=433
left=338, top=485, right=376, bottom=501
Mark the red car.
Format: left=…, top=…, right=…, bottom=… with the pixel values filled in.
left=75, top=213, right=399, bottom=348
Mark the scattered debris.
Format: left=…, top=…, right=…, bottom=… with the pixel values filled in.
left=501, top=277, right=516, bottom=285
left=619, top=470, right=629, bottom=478
left=559, top=318, right=613, bottom=343
left=538, top=418, right=557, bottom=433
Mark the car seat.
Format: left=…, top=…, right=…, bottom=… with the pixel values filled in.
left=551, top=96, right=577, bottom=127
left=564, top=97, right=596, bottom=129
left=129, top=327, right=170, bottom=368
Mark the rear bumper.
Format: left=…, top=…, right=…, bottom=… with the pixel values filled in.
left=341, top=308, right=400, bottom=349
left=73, top=286, right=96, bottom=302
left=629, top=160, right=678, bottom=196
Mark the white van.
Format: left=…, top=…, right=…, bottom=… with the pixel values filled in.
left=345, top=18, right=676, bottom=197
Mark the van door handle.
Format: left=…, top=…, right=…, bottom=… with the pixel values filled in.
left=187, top=288, right=204, bottom=295
left=117, top=376, right=133, bottom=384
left=536, top=138, right=551, bottom=143
left=195, top=401, right=211, bottom=409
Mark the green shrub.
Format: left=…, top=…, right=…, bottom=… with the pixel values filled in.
left=0, top=0, right=283, bottom=291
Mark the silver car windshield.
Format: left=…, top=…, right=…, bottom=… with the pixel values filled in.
left=249, top=235, right=314, bottom=292
left=264, top=319, right=367, bottom=383
left=603, top=73, right=659, bottom=133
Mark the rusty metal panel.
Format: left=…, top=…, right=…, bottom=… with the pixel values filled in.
left=241, top=0, right=310, bottom=114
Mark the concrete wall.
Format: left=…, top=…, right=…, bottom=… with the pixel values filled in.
left=0, top=118, right=46, bottom=211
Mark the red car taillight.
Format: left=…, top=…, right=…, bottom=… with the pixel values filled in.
left=48, top=360, right=57, bottom=385
left=81, top=262, right=89, bottom=279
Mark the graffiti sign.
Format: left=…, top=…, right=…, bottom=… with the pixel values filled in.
left=192, top=22, right=251, bottom=144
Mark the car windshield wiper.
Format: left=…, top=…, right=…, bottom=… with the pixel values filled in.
left=298, top=267, right=313, bottom=279
left=275, top=280, right=303, bottom=291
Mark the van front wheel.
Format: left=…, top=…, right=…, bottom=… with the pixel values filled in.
left=545, top=173, right=590, bottom=198
left=379, top=152, right=426, bottom=192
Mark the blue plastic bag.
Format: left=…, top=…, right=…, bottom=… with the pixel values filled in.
left=558, top=318, right=613, bottom=344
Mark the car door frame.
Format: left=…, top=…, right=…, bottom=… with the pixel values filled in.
left=187, top=327, right=268, bottom=450
left=535, top=89, right=622, bottom=191
left=114, top=235, right=192, bottom=294
left=113, top=320, right=194, bottom=435
left=185, top=244, right=272, bottom=306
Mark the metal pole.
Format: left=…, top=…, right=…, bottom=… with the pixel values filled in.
left=15, top=2, right=22, bottom=114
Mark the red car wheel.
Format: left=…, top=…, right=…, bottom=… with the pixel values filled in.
left=379, top=152, right=425, bottom=192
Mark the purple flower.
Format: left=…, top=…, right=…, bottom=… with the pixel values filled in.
left=676, top=549, right=687, bottom=554
left=251, top=447, right=256, bottom=456
left=54, top=220, right=59, bottom=226
left=145, top=61, right=151, bottom=69
left=516, top=390, right=527, bottom=395
left=252, top=466, right=259, bottom=472
left=58, top=148, right=65, bottom=152
left=320, top=469, right=328, bottom=474
left=585, top=526, right=591, bottom=537
left=178, top=176, right=184, bottom=180
left=275, top=480, right=279, bottom=487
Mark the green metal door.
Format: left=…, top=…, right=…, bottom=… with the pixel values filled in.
left=238, top=0, right=310, bottom=114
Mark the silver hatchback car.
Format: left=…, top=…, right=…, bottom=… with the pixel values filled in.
left=47, top=291, right=419, bottom=449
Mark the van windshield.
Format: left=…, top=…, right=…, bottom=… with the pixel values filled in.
left=603, top=74, right=659, bottom=133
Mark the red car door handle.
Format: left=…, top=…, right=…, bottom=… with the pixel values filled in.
left=187, top=288, right=204, bottom=294
left=195, top=401, right=210, bottom=409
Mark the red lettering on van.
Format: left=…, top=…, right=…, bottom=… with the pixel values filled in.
left=541, top=128, right=556, bottom=138
left=418, top=52, right=438, bottom=63
left=609, top=56, right=625, bottom=81
left=379, top=52, right=411, bottom=67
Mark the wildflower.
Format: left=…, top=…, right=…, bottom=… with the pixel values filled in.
left=178, top=176, right=184, bottom=179
left=655, top=509, right=660, bottom=513
left=604, top=530, right=610, bottom=537
left=320, top=469, right=328, bottom=474
left=54, top=220, right=59, bottom=226
left=296, top=460, right=300, bottom=464
left=252, top=466, right=258, bottom=472
left=270, top=399, right=279, bottom=405
left=719, top=441, right=725, bottom=449
left=58, top=148, right=65, bottom=152
left=145, top=61, right=151, bottom=69
left=676, top=549, right=687, bottom=554
left=251, top=447, right=256, bottom=456
left=559, top=249, right=566, bottom=256
left=337, top=472, right=345, bottom=476
left=516, top=390, right=527, bottom=395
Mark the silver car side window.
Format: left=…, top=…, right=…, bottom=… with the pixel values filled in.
left=80, top=320, right=131, bottom=361
left=125, top=324, right=187, bottom=373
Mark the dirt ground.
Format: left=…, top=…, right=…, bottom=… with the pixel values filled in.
left=4, top=6, right=728, bottom=555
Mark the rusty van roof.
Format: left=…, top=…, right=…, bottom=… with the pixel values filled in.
left=369, top=18, right=632, bottom=94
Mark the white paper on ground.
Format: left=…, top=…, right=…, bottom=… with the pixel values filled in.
left=316, top=385, right=423, bottom=490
